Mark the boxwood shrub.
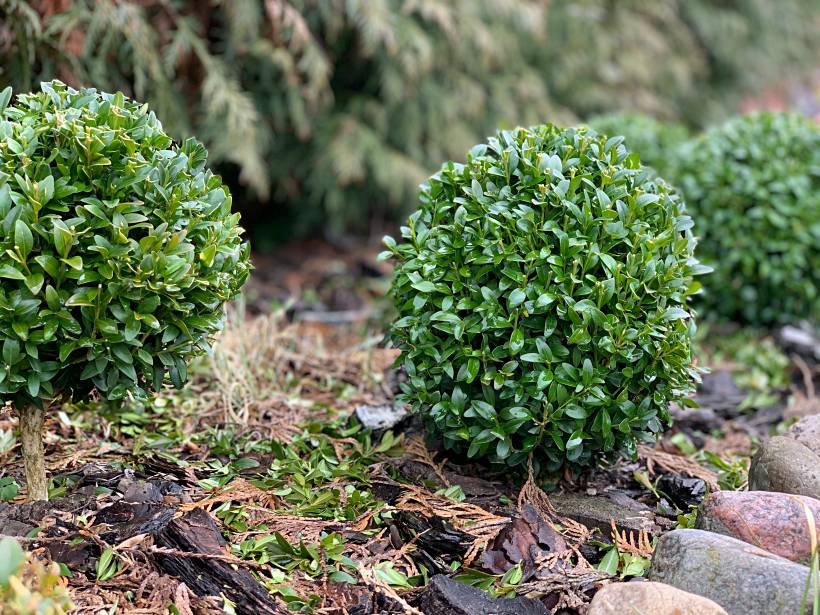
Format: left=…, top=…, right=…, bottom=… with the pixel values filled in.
left=586, top=113, right=689, bottom=178
left=382, top=124, right=706, bottom=472
left=675, top=112, right=819, bottom=325
left=0, top=81, right=250, bottom=498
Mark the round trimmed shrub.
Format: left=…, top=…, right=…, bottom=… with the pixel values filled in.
left=676, top=112, right=819, bottom=325
left=586, top=113, right=689, bottom=178
left=0, top=81, right=250, bottom=499
left=383, top=124, right=705, bottom=472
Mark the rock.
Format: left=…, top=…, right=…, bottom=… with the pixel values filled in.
left=787, top=414, right=820, bottom=456
left=549, top=492, right=673, bottom=537
left=588, top=581, right=727, bottom=615
left=697, top=491, right=820, bottom=563
left=354, top=403, right=408, bottom=430
left=694, top=370, right=746, bottom=417
left=649, top=529, right=814, bottom=615
left=748, top=436, right=820, bottom=498
left=777, top=324, right=820, bottom=362
left=670, top=405, right=722, bottom=432
left=418, top=574, right=548, bottom=615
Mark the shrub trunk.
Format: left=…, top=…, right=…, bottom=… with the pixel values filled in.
left=18, top=405, right=47, bottom=501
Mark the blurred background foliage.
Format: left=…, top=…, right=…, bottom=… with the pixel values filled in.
left=1, top=0, right=818, bottom=245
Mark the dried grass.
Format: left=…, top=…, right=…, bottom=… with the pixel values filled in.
left=193, top=308, right=396, bottom=434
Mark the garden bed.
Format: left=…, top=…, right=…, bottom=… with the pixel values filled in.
left=2, top=249, right=818, bottom=614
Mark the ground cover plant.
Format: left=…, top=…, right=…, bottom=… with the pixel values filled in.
left=675, top=111, right=819, bottom=326
left=0, top=81, right=250, bottom=500
left=383, top=124, right=708, bottom=472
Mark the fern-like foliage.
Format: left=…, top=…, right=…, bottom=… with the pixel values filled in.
left=1, top=0, right=817, bottom=233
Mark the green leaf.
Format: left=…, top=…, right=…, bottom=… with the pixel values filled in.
left=471, top=400, right=496, bottom=421
left=3, top=339, right=20, bottom=365
left=0, top=265, right=25, bottom=280
left=597, top=547, right=619, bottom=576
left=26, top=372, right=40, bottom=397
left=51, top=219, right=73, bottom=258
left=24, top=273, right=44, bottom=295
left=61, top=256, right=83, bottom=271
left=199, top=244, right=216, bottom=267
left=465, top=357, right=480, bottom=382
left=411, top=280, right=437, bottom=293
left=510, top=328, right=524, bottom=354
left=13, top=220, right=33, bottom=259
left=0, top=537, right=25, bottom=585
left=508, top=288, right=527, bottom=308
left=65, top=287, right=98, bottom=307
left=661, top=307, right=690, bottom=321
left=0, top=87, right=12, bottom=113
left=375, top=564, right=411, bottom=588
left=45, top=286, right=61, bottom=311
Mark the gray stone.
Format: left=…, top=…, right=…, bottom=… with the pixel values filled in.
left=778, top=325, right=820, bottom=361
left=549, top=492, right=672, bottom=537
left=670, top=405, right=721, bottom=432
left=787, top=414, right=820, bottom=456
left=748, top=436, right=820, bottom=498
left=694, top=369, right=746, bottom=417
left=649, top=529, right=814, bottom=615
left=418, top=575, right=548, bottom=615
left=354, top=403, right=408, bottom=430
left=588, top=581, right=727, bottom=615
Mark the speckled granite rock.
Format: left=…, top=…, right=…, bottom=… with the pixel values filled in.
left=697, top=491, right=820, bottom=563
left=648, top=529, right=814, bottom=615
left=588, top=581, right=727, bottom=615
left=787, top=414, right=820, bottom=456
left=748, top=436, right=820, bottom=498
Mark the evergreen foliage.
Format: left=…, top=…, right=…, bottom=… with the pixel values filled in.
left=383, top=125, right=706, bottom=472
left=675, top=112, right=820, bottom=325
left=545, top=0, right=820, bottom=124
left=1, top=0, right=816, bottom=234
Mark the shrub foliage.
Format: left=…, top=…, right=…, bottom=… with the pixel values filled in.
left=384, top=125, right=706, bottom=471
left=675, top=112, right=819, bottom=325
left=586, top=113, right=689, bottom=178
left=0, top=81, right=250, bottom=408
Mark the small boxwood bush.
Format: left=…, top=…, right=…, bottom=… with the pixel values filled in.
left=0, top=81, right=250, bottom=499
left=676, top=112, right=819, bottom=325
left=586, top=113, right=689, bottom=178
left=383, top=124, right=706, bottom=472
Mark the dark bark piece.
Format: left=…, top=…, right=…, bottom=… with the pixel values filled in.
left=656, top=475, right=706, bottom=510
left=95, top=500, right=176, bottom=544
left=418, top=575, right=548, bottom=615
left=0, top=494, right=88, bottom=536
left=393, top=510, right=474, bottom=574
left=153, top=508, right=286, bottom=615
